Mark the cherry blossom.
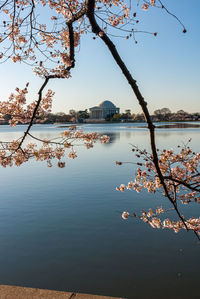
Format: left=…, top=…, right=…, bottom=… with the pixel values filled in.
left=117, top=143, right=200, bottom=237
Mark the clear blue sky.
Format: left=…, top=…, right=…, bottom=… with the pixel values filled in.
left=0, top=0, right=199, bottom=114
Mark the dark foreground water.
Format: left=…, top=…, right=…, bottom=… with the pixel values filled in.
left=0, top=123, right=199, bottom=299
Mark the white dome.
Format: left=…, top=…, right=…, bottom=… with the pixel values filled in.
left=99, top=100, right=116, bottom=109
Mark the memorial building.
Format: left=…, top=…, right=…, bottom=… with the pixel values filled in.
left=89, top=100, right=120, bottom=119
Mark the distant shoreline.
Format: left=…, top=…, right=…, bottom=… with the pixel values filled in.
left=0, top=120, right=200, bottom=130
left=1, top=119, right=200, bottom=126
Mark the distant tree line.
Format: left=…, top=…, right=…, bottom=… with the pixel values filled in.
left=105, top=108, right=200, bottom=122
left=0, top=107, right=199, bottom=125
left=0, top=109, right=90, bottom=125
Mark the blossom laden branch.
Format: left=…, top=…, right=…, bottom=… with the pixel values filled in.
left=86, top=0, right=192, bottom=234
left=117, top=144, right=200, bottom=238
left=122, top=208, right=200, bottom=237
left=0, top=124, right=110, bottom=168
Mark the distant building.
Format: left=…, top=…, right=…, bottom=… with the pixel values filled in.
left=89, top=100, right=120, bottom=119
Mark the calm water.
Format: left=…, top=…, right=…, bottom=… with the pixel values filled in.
left=0, top=123, right=199, bottom=299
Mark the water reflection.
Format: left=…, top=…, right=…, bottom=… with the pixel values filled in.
left=127, top=122, right=200, bottom=129
left=100, top=132, right=120, bottom=145
left=156, top=123, right=200, bottom=129
left=125, top=131, right=132, bottom=139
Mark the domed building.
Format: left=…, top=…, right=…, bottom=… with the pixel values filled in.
left=89, top=100, right=120, bottom=119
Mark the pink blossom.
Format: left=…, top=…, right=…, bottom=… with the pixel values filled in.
left=122, top=211, right=129, bottom=220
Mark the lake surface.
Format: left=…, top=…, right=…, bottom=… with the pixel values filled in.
left=0, top=123, right=199, bottom=299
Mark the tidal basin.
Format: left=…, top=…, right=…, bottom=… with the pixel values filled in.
left=0, top=123, right=199, bottom=298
